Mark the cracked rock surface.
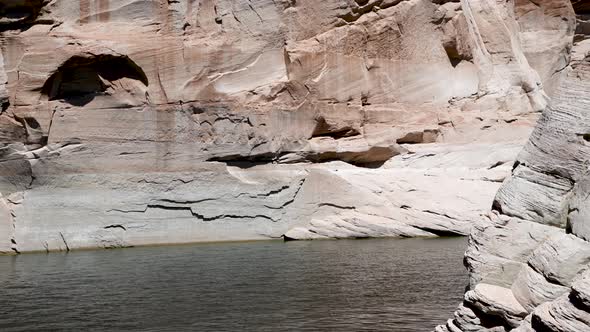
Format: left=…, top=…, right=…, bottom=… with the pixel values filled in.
left=0, top=0, right=577, bottom=252
left=438, top=2, right=590, bottom=331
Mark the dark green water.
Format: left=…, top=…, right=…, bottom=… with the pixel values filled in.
left=0, top=237, right=467, bottom=331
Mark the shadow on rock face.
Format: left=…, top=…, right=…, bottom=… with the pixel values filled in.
left=41, top=54, right=149, bottom=107
left=572, top=0, right=590, bottom=15
left=0, top=0, right=48, bottom=31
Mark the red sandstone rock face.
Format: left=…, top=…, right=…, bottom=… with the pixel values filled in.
left=0, top=0, right=577, bottom=254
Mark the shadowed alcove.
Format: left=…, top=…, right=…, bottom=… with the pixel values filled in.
left=41, top=54, right=149, bottom=106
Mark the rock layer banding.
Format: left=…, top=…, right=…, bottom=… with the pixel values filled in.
left=0, top=0, right=578, bottom=253
left=437, top=1, right=590, bottom=331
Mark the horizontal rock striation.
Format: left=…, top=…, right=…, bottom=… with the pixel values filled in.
left=438, top=2, right=590, bottom=331
left=0, top=0, right=577, bottom=252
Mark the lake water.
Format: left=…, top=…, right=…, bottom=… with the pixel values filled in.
left=0, top=237, right=467, bottom=332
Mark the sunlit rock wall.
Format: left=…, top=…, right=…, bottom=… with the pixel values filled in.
left=438, top=1, right=590, bottom=331
left=0, top=0, right=575, bottom=253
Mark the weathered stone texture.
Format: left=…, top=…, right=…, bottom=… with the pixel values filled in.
left=0, top=0, right=577, bottom=253
left=439, top=1, right=590, bottom=330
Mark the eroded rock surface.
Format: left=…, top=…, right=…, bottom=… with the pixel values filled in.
left=0, top=0, right=576, bottom=252
left=438, top=2, right=590, bottom=330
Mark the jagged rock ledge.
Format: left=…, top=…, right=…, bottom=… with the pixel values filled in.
left=437, top=4, right=590, bottom=330
left=0, top=0, right=575, bottom=253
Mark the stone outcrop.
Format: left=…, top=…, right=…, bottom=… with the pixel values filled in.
left=438, top=2, right=590, bottom=331
left=0, top=0, right=577, bottom=253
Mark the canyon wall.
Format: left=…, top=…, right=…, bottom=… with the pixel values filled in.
left=0, top=0, right=575, bottom=253
left=437, top=1, right=590, bottom=331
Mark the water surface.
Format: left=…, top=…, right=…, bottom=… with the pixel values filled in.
left=0, top=237, right=467, bottom=331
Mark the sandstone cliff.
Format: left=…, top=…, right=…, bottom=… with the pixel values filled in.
left=0, top=0, right=575, bottom=253
left=437, top=1, right=590, bottom=331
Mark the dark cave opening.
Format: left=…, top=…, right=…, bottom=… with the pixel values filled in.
left=0, top=0, right=48, bottom=31
left=41, top=55, right=148, bottom=106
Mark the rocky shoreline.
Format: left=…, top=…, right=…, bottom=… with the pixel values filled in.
left=437, top=7, right=590, bottom=329
left=1, top=1, right=589, bottom=330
